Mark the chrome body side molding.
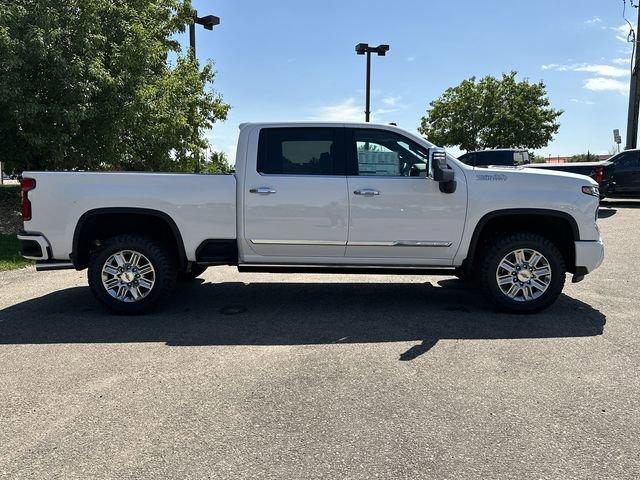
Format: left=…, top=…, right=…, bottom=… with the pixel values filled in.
left=250, top=239, right=452, bottom=247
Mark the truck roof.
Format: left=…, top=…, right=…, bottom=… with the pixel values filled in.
left=239, top=121, right=403, bottom=130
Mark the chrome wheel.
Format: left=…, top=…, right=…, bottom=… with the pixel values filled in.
left=495, top=248, right=551, bottom=302
left=101, top=250, right=155, bottom=303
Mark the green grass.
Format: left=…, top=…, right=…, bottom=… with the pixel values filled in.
left=0, top=234, right=31, bottom=271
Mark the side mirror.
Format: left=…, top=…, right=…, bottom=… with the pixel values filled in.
left=429, top=148, right=456, bottom=193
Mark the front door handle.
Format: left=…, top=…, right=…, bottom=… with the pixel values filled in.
left=354, top=188, right=380, bottom=196
left=250, top=187, right=277, bottom=195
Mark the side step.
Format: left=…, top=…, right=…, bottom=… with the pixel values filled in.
left=36, top=261, right=75, bottom=271
left=238, top=265, right=457, bottom=276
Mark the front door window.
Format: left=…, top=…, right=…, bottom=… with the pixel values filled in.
left=353, top=129, right=429, bottom=177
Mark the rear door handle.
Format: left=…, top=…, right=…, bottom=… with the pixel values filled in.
left=354, top=189, right=380, bottom=196
left=250, top=187, right=277, bottom=195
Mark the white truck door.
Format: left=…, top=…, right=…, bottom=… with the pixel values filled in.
left=243, top=127, right=349, bottom=259
left=345, top=128, right=467, bottom=265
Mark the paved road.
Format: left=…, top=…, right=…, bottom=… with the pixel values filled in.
left=0, top=200, right=638, bottom=479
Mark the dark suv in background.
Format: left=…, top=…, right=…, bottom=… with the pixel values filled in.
left=604, top=149, right=640, bottom=197
left=457, top=149, right=529, bottom=167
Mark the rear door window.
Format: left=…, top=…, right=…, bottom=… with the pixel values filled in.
left=257, top=128, right=344, bottom=175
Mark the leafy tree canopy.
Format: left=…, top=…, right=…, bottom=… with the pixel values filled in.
left=567, top=151, right=599, bottom=163
left=418, top=72, right=562, bottom=152
left=201, top=151, right=233, bottom=174
left=0, top=0, right=230, bottom=173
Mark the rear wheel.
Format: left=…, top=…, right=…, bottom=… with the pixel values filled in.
left=479, top=232, right=566, bottom=313
left=88, top=234, right=176, bottom=314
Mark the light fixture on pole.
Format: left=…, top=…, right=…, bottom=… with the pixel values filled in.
left=189, top=11, right=220, bottom=58
left=355, top=43, right=389, bottom=122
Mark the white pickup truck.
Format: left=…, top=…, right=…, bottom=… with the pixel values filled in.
left=18, top=122, right=604, bottom=314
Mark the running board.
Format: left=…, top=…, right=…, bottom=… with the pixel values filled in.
left=238, top=264, right=457, bottom=276
left=35, top=261, right=75, bottom=271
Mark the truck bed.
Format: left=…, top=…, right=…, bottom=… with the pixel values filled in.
left=22, top=172, right=237, bottom=261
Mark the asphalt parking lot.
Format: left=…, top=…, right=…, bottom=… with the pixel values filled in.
left=0, top=200, right=639, bottom=479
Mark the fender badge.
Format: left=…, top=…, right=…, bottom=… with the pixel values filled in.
left=476, top=174, right=507, bottom=182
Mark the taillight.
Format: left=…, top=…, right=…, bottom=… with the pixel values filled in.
left=20, top=177, right=36, bottom=221
left=594, top=166, right=604, bottom=185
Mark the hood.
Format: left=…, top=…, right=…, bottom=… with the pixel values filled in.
left=476, top=165, right=598, bottom=185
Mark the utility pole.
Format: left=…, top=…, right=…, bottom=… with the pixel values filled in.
left=625, top=4, right=640, bottom=150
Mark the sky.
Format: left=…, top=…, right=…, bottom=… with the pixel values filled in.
left=181, top=0, right=637, bottom=161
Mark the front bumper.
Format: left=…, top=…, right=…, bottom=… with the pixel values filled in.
left=575, top=238, right=604, bottom=274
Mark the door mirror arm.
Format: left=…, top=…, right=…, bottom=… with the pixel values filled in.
left=428, top=147, right=456, bottom=193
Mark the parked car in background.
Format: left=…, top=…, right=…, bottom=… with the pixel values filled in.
left=526, top=161, right=615, bottom=199
left=457, top=149, right=529, bottom=167
left=602, top=149, right=640, bottom=198
left=527, top=149, right=640, bottom=199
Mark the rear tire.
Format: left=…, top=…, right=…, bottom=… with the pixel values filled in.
left=88, top=234, right=176, bottom=314
left=479, top=232, right=566, bottom=313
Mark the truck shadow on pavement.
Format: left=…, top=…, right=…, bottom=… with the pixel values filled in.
left=0, top=279, right=606, bottom=361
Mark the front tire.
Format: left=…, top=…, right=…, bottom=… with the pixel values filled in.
left=88, top=234, right=176, bottom=314
left=479, top=232, right=566, bottom=313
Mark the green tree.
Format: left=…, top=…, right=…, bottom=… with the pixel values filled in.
left=419, top=72, right=562, bottom=152
left=567, top=151, right=599, bottom=163
left=0, top=0, right=230, bottom=173
left=529, top=154, right=547, bottom=164
left=201, top=151, right=232, bottom=174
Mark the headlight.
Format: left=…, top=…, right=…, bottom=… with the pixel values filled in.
left=582, top=185, right=600, bottom=197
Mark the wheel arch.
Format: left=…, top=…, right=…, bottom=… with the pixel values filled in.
left=72, top=207, right=187, bottom=270
left=465, top=209, right=579, bottom=273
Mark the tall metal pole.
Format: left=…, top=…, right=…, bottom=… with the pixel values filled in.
left=365, top=51, right=371, bottom=122
left=189, top=22, right=196, bottom=58
left=190, top=12, right=199, bottom=172
left=625, top=5, right=640, bottom=150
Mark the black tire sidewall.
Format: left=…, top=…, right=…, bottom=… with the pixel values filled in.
left=480, top=234, right=566, bottom=313
left=88, top=235, right=176, bottom=314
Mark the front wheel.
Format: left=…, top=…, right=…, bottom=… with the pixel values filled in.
left=479, top=233, right=566, bottom=313
left=88, top=234, right=176, bottom=314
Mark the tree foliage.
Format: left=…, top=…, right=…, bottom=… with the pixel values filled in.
left=567, top=151, right=599, bottom=163
left=418, top=72, right=562, bottom=152
left=528, top=154, right=547, bottom=164
left=201, top=151, right=233, bottom=174
left=0, top=0, right=230, bottom=173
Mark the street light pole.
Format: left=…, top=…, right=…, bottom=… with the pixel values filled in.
left=189, top=21, right=196, bottom=58
left=355, top=43, right=389, bottom=122
left=187, top=10, right=220, bottom=172
left=365, top=50, right=371, bottom=122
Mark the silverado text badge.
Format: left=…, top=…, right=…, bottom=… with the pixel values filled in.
left=476, top=173, right=507, bottom=182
